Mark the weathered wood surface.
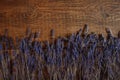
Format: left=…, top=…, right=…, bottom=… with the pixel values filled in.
left=0, top=0, right=120, bottom=41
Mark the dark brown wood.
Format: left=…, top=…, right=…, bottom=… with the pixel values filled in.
left=0, top=0, right=120, bottom=41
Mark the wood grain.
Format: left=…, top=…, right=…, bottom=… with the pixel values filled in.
left=0, top=0, right=120, bottom=41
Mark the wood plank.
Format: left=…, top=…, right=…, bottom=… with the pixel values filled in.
left=0, top=0, right=120, bottom=41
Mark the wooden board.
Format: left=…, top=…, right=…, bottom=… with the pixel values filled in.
left=0, top=0, right=120, bottom=41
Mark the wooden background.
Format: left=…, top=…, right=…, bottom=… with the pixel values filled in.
left=0, top=0, right=120, bottom=41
